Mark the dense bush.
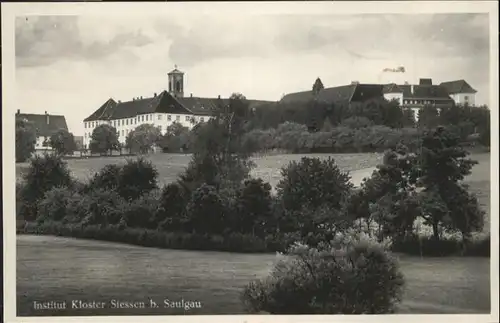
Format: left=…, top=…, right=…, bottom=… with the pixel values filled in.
left=277, top=157, right=353, bottom=212
left=157, top=182, right=190, bottom=231
left=36, top=187, right=80, bottom=223
left=87, top=164, right=121, bottom=192
left=392, top=233, right=490, bottom=257
left=18, top=221, right=277, bottom=253
left=72, top=189, right=125, bottom=226
left=244, top=124, right=421, bottom=154
left=231, top=178, right=274, bottom=236
left=121, top=191, right=161, bottom=229
left=186, top=184, right=227, bottom=235
left=241, top=238, right=405, bottom=314
left=18, top=154, right=73, bottom=221
left=117, top=157, right=159, bottom=200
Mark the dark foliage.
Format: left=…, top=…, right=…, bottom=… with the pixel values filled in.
left=18, top=154, right=73, bottom=221
left=241, top=240, right=405, bottom=314
left=277, top=157, right=353, bottom=212
left=117, top=157, right=159, bottom=200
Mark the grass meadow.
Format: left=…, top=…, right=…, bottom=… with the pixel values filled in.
left=15, top=152, right=492, bottom=315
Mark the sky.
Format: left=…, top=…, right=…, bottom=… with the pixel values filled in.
left=15, top=13, right=490, bottom=136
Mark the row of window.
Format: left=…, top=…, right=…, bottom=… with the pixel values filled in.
left=403, top=99, right=434, bottom=105
left=84, top=114, right=207, bottom=129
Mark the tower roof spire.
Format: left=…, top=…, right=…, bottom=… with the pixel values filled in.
left=168, top=65, right=183, bottom=75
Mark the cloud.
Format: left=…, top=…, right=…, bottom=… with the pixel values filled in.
left=15, top=16, right=155, bottom=68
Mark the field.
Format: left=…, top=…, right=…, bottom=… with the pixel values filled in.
left=15, top=152, right=492, bottom=316
left=17, top=235, right=490, bottom=316
left=15, top=152, right=384, bottom=188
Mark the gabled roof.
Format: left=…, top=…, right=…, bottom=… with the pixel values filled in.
left=440, top=80, right=477, bottom=94
left=177, top=97, right=225, bottom=116
left=383, top=83, right=404, bottom=93
left=84, top=91, right=220, bottom=121
left=280, top=84, right=383, bottom=105
left=17, top=113, right=68, bottom=137
left=83, top=98, right=117, bottom=122
left=398, top=84, right=452, bottom=100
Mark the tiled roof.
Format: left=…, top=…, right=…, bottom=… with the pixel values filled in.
left=383, top=83, right=404, bottom=93
left=84, top=91, right=222, bottom=121
left=398, top=84, right=452, bottom=100
left=83, top=98, right=117, bottom=122
left=17, top=113, right=68, bottom=137
left=440, top=80, right=477, bottom=94
left=281, top=84, right=384, bottom=105
left=177, top=97, right=224, bottom=116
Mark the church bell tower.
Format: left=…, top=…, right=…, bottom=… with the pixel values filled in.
left=168, top=65, right=185, bottom=98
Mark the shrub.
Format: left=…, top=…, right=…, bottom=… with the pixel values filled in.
left=186, top=184, right=226, bottom=235
left=19, top=221, right=277, bottom=253
left=36, top=187, right=78, bottom=223
left=117, top=157, right=159, bottom=200
left=341, top=116, right=374, bottom=129
left=157, top=182, right=190, bottom=231
left=277, top=157, right=353, bottom=212
left=241, top=238, right=405, bottom=314
left=18, top=154, right=72, bottom=221
left=74, top=189, right=126, bottom=226
left=121, top=191, right=161, bottom=229
left=87, top=164, right=122, bottom=192
left=233, top=178, right=274, bottom=236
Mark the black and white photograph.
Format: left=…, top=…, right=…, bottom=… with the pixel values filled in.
left=2, top=1, right=499, bottom=322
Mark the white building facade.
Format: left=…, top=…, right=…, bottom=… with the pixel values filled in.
left=83, top=67, right=217, bottom=149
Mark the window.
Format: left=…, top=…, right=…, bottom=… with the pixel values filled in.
left=141, top=115, right=144, bottom=122
left=135, top=117, right=137, bottom=124
left=84, top=123, right=87, bottom=129
left=200, top=117, right=205, bottom=122
left=176, top=115, right=180, bottom=121
left=185, top=116, right=190, bottom=121
left=158, top=114, right=162, bottom=120
left=464, top=95, right=469, bottom=103
left=167, top=114, right=172, bottom=121
left=146, top=115, right=149, bottom=121
left=126, top=119, right=129, bottom=126
left=121, top=130, right=124, bottom=136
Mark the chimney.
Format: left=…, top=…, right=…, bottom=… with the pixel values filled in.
left=154, top=93, right=157, bottom=97
left=351, top=81, right=359, bottom=85
left=190, top=93, right=193, bottom=98
left=45, top=111, right=49, bottom=124
left=419, top=78, right=432, bottom=86
left=218, top=95, right=221, bottom=99
left=17, top=109, right=20, bottom=115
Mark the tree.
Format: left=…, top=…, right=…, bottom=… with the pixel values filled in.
left=89, top=124, right=120, bottom=155
left=15, top=117, right=37, bottom=162
left=417, top=105, right=440, bottom=129
left=126, top=124, right=162, bottom=154
left=312, top=77, right=324, bottom=95
left=158, top=122, right=191, bottom=153
left=180, top=93, right=255, bottom=191
left=415, top=126, right=482, bottom=241
left=49, top=129, right=77, bottom=155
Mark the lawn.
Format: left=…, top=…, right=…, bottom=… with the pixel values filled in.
left=15, top=152, right=384, bottom=188
left=16, top=235, right=490, bottom=316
